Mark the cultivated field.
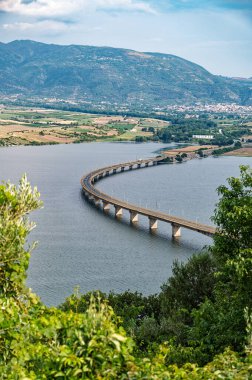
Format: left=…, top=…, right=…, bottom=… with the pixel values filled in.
left=163, top=145, right=218, bottom=157
left=0, top=107, right=168, bottom=146
left=224, top=147, right=252, bottom=157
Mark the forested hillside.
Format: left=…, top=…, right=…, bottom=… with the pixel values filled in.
left=0, top=40, right=251, bottom=110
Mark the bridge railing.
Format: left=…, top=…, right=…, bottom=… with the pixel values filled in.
left=81, top=156, right=216, bottom=237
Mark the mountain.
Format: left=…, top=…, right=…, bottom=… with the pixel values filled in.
left=0, top=40, right=251, bottom=109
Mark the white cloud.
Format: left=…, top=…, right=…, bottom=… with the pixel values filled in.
left=2, top=20, right=68, bottom=32
left=0, top=1, right=251, bottom=77
left=0, top=0, right=156, bottom=17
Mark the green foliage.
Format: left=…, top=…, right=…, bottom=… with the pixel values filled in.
left=188, top=166, right=252, bottom=359
left=0, top=295, right=140, bottom=379
left=155, top=117, right=249, bottom=145
left=212, top=144, right=240, bottom=155
left=155, top=118, right=218, bottom=143
left=160, top=252, right=216, bottom=315
left=212, top=165, right=252, bottom=263
left=0, top=170, right=252, bottom=378
left=110, top=123, right=135, bottom=133
left=135, top=136, right=147, bottom=142
left=61, top=290, right=162, bottom=351
left=211, top=135, right=234, bottom=146
left=197, top=149, right=204, bottom=157
left=0, top=176, right=42, bottom=298
left=160, top=156, right=173, bottom=163
left=189, top=295, right=247, bottom=361
left=1, top=40, right=251, bottom=111
left=175, top=155, right=183, bottom=162
left=156, top=252, right=217, bottom=355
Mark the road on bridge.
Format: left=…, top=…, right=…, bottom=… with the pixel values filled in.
left=81, top=156, right=216, bottom=238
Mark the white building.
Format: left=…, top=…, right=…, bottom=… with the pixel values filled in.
left=192, top=135, right=214, bottom=140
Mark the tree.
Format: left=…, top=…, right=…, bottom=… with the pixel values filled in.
left=0, top=178, right=139, bottom=379
left=175, top=155, right=183, bottom=162
left=189, top=166, right=252, bottom=359
left=135, top=136, right=147, bottom=143
left=197, top=149, right=204, bottom=158
left=0, top=175, right=251, bottom=378
left=160, top=252, right=216, bottom=315
left=0, top=175, right=42, bottom=298
left=157, top=252, right=217, bottom=349
left=212, top=165, right=252, bottom=267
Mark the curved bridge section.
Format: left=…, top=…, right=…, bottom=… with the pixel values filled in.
left=81, top=156, right=216, bottom=238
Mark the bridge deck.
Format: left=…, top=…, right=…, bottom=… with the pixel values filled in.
left=81, top=157, right=216, bottom=237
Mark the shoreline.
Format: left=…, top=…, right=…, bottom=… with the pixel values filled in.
left=1, top=139, right=252, bottom=158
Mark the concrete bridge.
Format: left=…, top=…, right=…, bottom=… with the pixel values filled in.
left=80, top=156, right=216, bottom=238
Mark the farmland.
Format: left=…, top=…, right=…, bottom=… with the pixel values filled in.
left=0, top=107, right=167, bottom=146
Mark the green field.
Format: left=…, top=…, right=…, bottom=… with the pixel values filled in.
left=0, top=107, right=160, bottom=146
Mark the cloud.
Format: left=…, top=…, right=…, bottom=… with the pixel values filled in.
left=0, top=0, right=156, bottom=18
left=2, top=19, right=68, bottom=32
left=0, top=0, right=251, bottom=77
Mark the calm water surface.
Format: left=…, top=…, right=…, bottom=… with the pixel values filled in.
left=1, top=142, right=251, bottom=305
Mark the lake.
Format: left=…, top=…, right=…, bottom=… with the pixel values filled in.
left=0, top=142, right=251, bottom=305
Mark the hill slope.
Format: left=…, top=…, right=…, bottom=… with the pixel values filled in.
left=0, top=40, right=251, bottom=108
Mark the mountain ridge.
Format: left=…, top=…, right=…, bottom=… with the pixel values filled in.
left=0, top=40, right=251, bottom=109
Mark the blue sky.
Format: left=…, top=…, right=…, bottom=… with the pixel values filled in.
left=0, top=0, right=251, bottom=77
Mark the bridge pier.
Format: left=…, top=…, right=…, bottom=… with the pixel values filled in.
left=93, top=197, right=100, bottom=206
left=149, top=217, right=158, bottom=230
left=87, top=194, right=93, bottom=202
left=81, top=156, right=216, bottom=240
left=103, top=201, right=110, bottom=211
left=115, top=206, right=123, bottom=217
left=130, top=211, right=138, bottom=223
left=172, top=223, right=181, bottom=238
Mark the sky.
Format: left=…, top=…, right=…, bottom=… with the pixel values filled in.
left=0, top=0, right=251, bottom=77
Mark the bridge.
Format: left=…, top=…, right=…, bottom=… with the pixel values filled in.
left=80, top=156, right=216, bottom=238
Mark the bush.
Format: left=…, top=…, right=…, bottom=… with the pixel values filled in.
left=0, top=173, right=252, bottom=378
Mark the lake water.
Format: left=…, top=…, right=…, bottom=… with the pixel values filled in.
left=1, top=142, right=251, bottom=306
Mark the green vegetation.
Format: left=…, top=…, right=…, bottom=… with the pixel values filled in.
left=110, top=123, right=135, bottom=133
left=135, top=136, right=148, bottom=143
left=0, top=107, right=156, bottom=145
left=155, top=117, right=250, bottom=145
left=0, top=106, right=251, bottom=146
left=160, top=156, right=174, bottom=163
left=212, top=141, right=242, bottom=155
left=0, top=168, right=251, bottom=378
left=196, top=149, right=205, bottom=157
left=1, top=40, right=252, bottom=111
